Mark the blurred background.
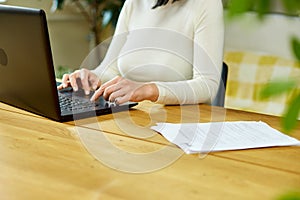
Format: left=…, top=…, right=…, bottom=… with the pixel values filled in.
left=0, top=0, right=91, bottom=70
left=0, top=0, right=297, bottom=69
left=0, top=0, right=299, bottom=120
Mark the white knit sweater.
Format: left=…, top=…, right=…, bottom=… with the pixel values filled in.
left=93, top=0, right=224, bottom=104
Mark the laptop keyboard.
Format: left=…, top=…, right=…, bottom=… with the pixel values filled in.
left=58, top=92, right=116, bottom=113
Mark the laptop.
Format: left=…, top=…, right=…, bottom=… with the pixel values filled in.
left=0, top=5, right=137, bottom=122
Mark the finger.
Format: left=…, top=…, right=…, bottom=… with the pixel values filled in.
left=91, top=76, right=122, bottom=101
left=61, top=74, right=70, bottom=88
left=100, top=76, right=123, bottom=99
left=114, top=94, right=131, bottom=105
left=69, top=71, right=80, bottom=91
left=80, top=69, right=91, bottom=95
left=108, top=88, right=126, bottom=102
left=57, top=74, right=71, bottom=90
left=103, top=84, right=122, bottom=100
left=90, top=87, right=105, bottom=102
left=89, top=74, right=101, bottom=90
left=100, top=76, right=122, bottom=91
left=57, top=83, right=65, bottom=90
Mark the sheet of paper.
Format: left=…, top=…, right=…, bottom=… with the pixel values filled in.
left=151, top=121, right=300, bottom=154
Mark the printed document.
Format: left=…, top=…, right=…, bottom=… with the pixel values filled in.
left=151, top=121, right=300, bottom=154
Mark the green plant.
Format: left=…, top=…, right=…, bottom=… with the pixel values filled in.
left=224, top=0, right=300, bottom=18
left=277, top=191, right=300, bottom=200
left=224, top=0, right=300, bottom=133
left=55, top=65, right=72, bottom=79
left=51, top=0, right=125, bottom=46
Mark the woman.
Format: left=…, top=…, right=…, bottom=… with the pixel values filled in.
left=58, top=0, right=224, bottom=105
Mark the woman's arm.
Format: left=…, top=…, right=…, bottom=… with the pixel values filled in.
left=91, top=0, right=133, bottom=83
left=91, top=0, right=224, bottom=105
left=153, top=0, right=224, bottom=105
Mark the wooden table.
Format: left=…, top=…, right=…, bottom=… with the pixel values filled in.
left=0, top=101, right=299, bottom=200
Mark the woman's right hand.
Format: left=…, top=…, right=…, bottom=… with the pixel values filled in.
left=57, top=68, right=101, bottom=95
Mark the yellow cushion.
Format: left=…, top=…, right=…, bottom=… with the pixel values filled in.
left=224, top=51, right=300, bottom=116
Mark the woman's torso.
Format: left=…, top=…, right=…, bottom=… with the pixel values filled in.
left=117, top=0, right=199, bottom=82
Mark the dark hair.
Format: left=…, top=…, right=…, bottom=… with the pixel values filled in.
left=152, top=0, right=180, bottom=9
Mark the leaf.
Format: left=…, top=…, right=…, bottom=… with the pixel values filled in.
left=281, top=0, right=300, bottom=15
left=226, top=0, right=254, bottom=18
left=259, top=79, right=297, bottom=99
left=282, top=94, right=300, bottom=133
left=254, top=0, right=271, bottom=19
left=291, top=37, right=300, bottom=62
left=277, top=191, right=300, bottom=200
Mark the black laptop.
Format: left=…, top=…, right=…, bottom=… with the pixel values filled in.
left=0, top=5, right=137, bottom=122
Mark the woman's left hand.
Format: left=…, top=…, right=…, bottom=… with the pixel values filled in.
left=90, top=76, right=158, bottom=104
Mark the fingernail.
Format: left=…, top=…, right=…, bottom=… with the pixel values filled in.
left=85, top=90, right=90, bottom=95
left=73, top=86, right=78, bottom=91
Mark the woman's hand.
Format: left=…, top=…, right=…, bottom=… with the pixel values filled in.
left=57, top=68, right=101, bottom=95
left=90, top=76, right=159, bottom=104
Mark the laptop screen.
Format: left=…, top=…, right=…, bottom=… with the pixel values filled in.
left=0, top=5, right=61, bottom=120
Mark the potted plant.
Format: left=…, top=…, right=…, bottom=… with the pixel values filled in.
left=51, top=0, right=125, bottom=46
left=51, top=0, right=125, bottom=78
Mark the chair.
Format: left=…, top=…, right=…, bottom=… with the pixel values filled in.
left=211, top=62, right=228, bottom=107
